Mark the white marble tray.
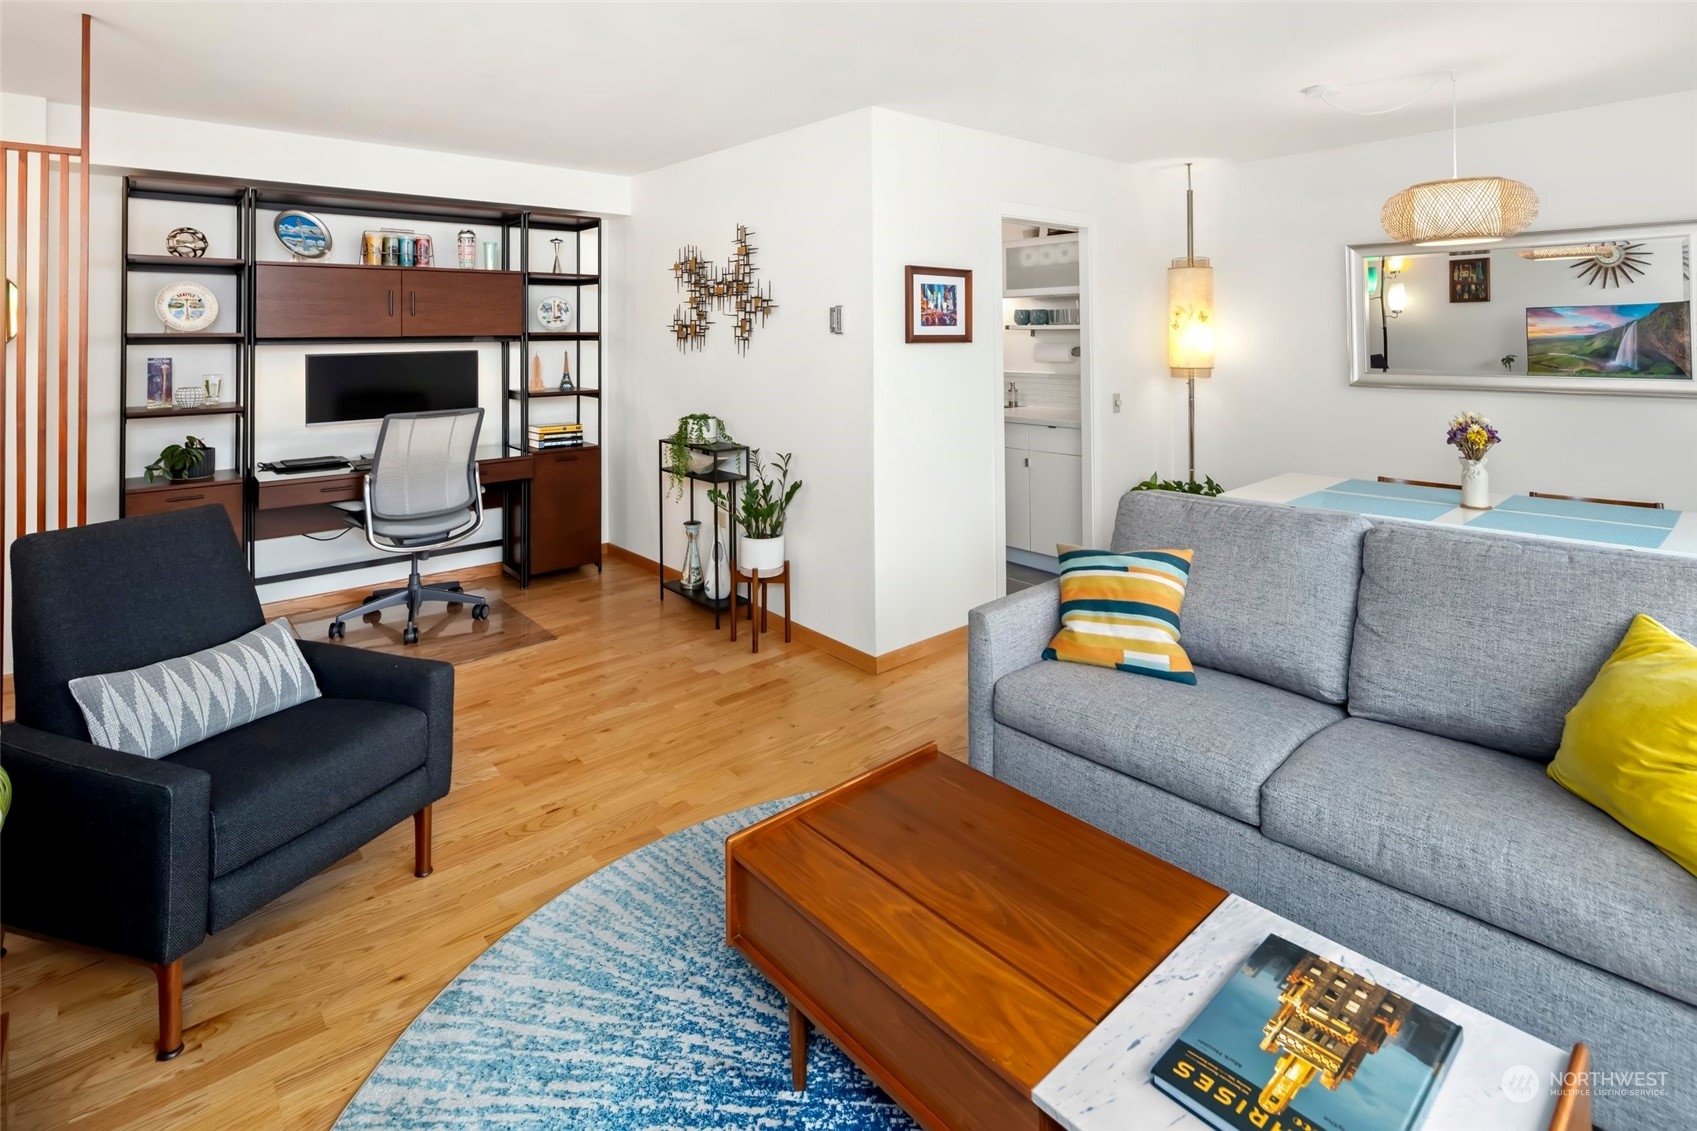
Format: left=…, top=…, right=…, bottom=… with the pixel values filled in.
left=1034, top=895, right=1570, bottom=1131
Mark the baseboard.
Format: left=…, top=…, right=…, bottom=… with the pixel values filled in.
left=601, top=543, right=960, bottom=674
left=261, top=562, right=505, bottom=620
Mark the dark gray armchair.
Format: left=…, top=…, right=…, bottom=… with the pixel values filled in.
left=0, top=506, right=453, bottom=1060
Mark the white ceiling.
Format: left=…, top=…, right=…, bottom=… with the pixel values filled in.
left=3, top=2, right=1694, bottom=175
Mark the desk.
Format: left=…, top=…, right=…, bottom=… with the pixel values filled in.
left=252, top=444, right=539, bottom=587
left=1227, top=473, right=1697, bottom=556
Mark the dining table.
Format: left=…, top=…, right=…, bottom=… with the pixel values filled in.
left=1225, top=473, right=1697, bottom=557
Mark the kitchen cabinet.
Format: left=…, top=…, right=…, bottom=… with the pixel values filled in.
left=1005, top=423, right=1082, bottom=554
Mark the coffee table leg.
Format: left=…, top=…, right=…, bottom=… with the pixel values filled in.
left=788, top=1000, right=808, bottom=1091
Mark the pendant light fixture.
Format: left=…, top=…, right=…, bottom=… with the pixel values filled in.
left=1377, top=73, right=1538, bottom=246
left=1168, top=163, right=1214, bottom=483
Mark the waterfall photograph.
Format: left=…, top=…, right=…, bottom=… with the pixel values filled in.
left=1526, top=301, right=1692, bottom=378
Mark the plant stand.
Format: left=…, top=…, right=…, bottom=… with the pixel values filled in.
left=658, top=439, right=749, bottom=629
left=730, top=559, right=791, bottom=653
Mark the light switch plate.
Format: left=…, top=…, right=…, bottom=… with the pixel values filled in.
left=829, top=305, right=843, bottom=334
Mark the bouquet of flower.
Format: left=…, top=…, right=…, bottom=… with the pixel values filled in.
left=1445, top=412, right=1501, bottom=462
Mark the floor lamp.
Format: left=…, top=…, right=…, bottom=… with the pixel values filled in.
left=1168, top=164, right=1214, bottom=482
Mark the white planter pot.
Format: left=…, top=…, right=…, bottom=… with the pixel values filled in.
left=1459, top=457, right=1490, bottom=509
left=739, top=535, right=785, bottom=573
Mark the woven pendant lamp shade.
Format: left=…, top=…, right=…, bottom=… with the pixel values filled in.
left=1380, top=175, right=1539, bottom=246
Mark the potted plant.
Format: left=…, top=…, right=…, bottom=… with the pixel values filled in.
left=665, top=413, right=734, bottom=501
left=144, top=436, right=214, bottom=483
left=1128, top=470, right=1223, bottom=497
left=710, top=450, right=801, bottom=572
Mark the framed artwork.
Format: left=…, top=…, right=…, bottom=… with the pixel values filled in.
left=1449, top=257, right=1489, bottom=303
left=904, top=265, right=973, bottom=343
left=1527, top=302, right=1691, bottom=378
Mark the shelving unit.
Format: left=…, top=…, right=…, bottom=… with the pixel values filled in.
left=657, top=440, right=748, bottom=627
left=118, top=170, right=608, bottom=584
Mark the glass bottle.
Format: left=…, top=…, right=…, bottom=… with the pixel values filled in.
left=680, top=520, right=705, bottom=590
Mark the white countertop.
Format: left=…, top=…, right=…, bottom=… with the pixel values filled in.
left=1035, top=894, right=1570, bottom=1131
left=1004, top=407, right=1080, bottom=428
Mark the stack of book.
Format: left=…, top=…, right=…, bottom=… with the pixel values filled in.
left=529, top=423, right=585, bottom=451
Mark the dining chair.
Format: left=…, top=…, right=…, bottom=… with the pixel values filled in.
left=1528, top=491, right=1663, bottom=510
left=1377, top=475, right=1461, bottom=491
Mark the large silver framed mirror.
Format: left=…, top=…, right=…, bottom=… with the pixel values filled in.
left=1347, top=221, right=1694, bottom=397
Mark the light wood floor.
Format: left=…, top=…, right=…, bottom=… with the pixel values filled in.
left=0, top=558, right=967, bottom=1130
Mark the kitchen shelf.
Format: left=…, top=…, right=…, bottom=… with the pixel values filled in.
left=1004, top=286, right=1080, bottom=298
left=125, top=403, right=246, bottom=419
left=126, top=255, right=246, bottom=273
left=1004, top=323, right=1082, bottom=332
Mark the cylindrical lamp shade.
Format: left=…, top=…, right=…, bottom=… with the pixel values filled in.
left=1168, top=258, right=1214, bottom=378
left=1386, top=282, right=1408, bottom=316
left=1380, top=176, right=1539, bottom=246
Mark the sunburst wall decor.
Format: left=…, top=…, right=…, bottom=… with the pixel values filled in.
left=668, top=225, right=778, bottom=354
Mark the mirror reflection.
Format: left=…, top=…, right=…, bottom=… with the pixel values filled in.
left=1361, top=235, right=1691, bottom=381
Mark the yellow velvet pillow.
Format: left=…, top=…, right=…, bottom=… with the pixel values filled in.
left=1548, top=615, right=1697, bottom=878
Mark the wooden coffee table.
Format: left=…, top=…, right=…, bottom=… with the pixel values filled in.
left=725, top=744, right=1227, bottom=1130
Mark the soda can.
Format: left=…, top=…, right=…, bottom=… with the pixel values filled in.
left=362, top=231, right=381, bottom=265
left=415, top=235, right=434, bottom=267
left=457, top=229, right=477, bottom=268
left=382, top=235, right=399, bottom=266
left=399, top=235, right=415, bottom=268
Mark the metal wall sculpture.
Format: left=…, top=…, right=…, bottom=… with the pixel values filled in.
left=669, top=225, right=777, bottom=354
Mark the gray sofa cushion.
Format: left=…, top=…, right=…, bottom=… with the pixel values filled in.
left=993, top=660, right=1342, bottom=825
left=1349, top=523, right=1697, bottom=759
left=1261, top=717, right=1697, bottom=1008
left=1109, top=492, right=1369, bottom=704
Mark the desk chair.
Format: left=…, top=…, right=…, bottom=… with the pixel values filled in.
left=330, top=408, right=490, bottom=645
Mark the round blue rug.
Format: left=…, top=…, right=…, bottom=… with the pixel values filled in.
left=336, top=797, right=917, bottom=1129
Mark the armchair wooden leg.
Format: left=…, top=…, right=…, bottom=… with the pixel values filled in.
left=153, top=959, right=183, bottom=1061
left=414, top=804, right=434, bottom=878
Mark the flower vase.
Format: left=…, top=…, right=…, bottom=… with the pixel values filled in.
left=1459, top=458, right=1490, bottom=509
left=680, top=521, right=705, bottom=590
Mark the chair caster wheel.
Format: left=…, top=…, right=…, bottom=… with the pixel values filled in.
left=403, top=626, right=419, bottom=645
left=472, top=603, right=490, bottom=621
left=328, top=621, right=346, bottom=639
left=363, top=610, right=381, bottom=623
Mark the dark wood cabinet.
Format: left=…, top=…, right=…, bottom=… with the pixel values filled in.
left=255, top=263, right=400, bottom=339
left=255, top=264, right=521, bottom=339
left=403, top=270, right=522, bottom=337
left=124, top=472, right=245, bottom=542
left=528, top=447, right=601, bottom=574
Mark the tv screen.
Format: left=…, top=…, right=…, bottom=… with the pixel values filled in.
left=305, top=350, right=479, bottom=424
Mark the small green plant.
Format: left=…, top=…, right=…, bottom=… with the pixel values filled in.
left=1129, top=471, right=1223, bottom=497
left=665, top=413, right=734, bottom=501
left=144, top=436, right=209, bottom=483
left=709, top=451, right=802, bottom=539
left=0, top=765, right=11, bottom=831
left=1500, top=353, right=1517, bottom=371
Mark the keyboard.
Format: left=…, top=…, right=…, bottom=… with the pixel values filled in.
left=274, top=456, right=349, bottom=472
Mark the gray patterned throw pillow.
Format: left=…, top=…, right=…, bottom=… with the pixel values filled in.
left=68, top=618, right=321, bottom=759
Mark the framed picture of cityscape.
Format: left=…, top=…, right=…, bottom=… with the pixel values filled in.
left=905, top=265, right=973, bottom=343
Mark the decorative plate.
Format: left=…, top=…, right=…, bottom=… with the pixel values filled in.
left=537, top=296, right=574, bottom=330
left=274, top=210, right=332, bottom=259
left=154, top=281, right=219, bottom=333
left=165, top=227, right=209, bottom=258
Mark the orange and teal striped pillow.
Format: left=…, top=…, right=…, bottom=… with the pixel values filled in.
left=1042, top=548, right=1196, bottom=684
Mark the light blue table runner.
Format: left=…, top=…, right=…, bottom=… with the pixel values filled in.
left=1289, top=478, right=1461, bottom=522
left=1465, top=495, right=1677, bottom=550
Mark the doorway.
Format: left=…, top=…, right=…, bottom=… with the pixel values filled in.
left=998, top=216, right=1090, bottom=594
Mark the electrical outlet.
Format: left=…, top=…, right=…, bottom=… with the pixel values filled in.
left=1112, top=393, right=1122, bottom=413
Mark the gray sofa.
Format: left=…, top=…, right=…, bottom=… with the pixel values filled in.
left=969, top=491, right=1697, bottom=1130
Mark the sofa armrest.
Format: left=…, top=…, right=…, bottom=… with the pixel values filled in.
left=295, top=641, right=455, bottom=800
left=967, top=580, right=1060, bottom=775
left=0, top=722, right=210, bottom=964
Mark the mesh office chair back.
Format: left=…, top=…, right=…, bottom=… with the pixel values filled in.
left=368, top=408, right=484, bottom=526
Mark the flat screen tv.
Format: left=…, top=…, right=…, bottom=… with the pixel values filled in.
left=304, top=350, right=479, bottom=424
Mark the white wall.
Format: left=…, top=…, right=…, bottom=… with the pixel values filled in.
left=1165, top=90, right=1697, bottom=508
left=868, top=109, right=1161, bottom=654
left=617, top=111, right=878, bottom=653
